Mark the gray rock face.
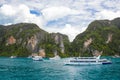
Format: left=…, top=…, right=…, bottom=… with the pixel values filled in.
left=83, top=38, right=92, bottom=49
left=0, top=23, right=70, bottom=56
left=59, top=35, right=65, bottom=53
left=106, top=33, right=113, bottom=44
left=26, top=31, right=48, bottom=53
left=72, top=17, right=120, bottom=56
left=0, top=25, right=5, bottom=43
left=51, top=33, right=68, bottom=54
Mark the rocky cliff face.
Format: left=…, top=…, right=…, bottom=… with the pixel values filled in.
left=6, top=36, right=16, bottom=45
left=72, top=17, right=120, bottom=56
left=0, top=25, right=5, bottom=44
left=50, top=33, right=69, bottom=54
left=0, top=23, right=70, bottom=57
left=1, top=18, right=119, bottom=57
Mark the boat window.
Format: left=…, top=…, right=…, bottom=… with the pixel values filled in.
left=78, top=57, right=96, bottom=59
left=70, top=61, right=96, bottom=62
left=98, top=60, right=107, bottom=62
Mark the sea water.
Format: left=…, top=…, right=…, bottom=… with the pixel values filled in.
left=0, top=57, right=120, bottom=80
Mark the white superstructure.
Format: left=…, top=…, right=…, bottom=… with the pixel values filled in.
left=10, top=56, right=16, bottom=58
left=32, top=56, right=43, bottom=61
left=66, top=55, right=112, bottom=65
left=50, top=55, right=61, bottom=60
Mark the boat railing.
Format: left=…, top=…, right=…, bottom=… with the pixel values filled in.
left=76, top=57, right=96, bottom=59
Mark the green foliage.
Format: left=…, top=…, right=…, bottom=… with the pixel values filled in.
left=0, top=23, right=44, bottom=57
left=72, top=18, right=120, bottom=56
left=1, top=18, right=120, bottom=58
left=0, top=43, right=31, bottom=57
left=0, top=23, right=72, bottom=57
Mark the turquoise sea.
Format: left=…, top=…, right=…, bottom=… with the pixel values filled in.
left=0, top=57, right=120, bottom=80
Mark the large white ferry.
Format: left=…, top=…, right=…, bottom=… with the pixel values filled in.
left=66, top=55, right=112, bottom=65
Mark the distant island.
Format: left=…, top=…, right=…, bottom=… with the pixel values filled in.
left=0, top=17, right=120, bottom=57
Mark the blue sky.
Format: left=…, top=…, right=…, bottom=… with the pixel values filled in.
left=0, top=0, right=120, bottom=41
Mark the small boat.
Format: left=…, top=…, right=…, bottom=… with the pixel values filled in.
left=10, top=56, right=16, bottom=58
left=49, top=50, right=61, bottom=60
left=27, top=56, right=33, bottom=58
left=50, top=55, right=61, bottom=60
left=32, top=56, right=43, bottom=61
left=65, top=55, right=112, bottom=66
left=112, top=54, right=120, bottom=58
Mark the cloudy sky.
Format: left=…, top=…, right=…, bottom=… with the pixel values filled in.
left=0, top=0, right=120, bottom=41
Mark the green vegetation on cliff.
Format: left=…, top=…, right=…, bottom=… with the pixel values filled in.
left=0, top=17, right=120, bottom=57
left=0, top=23, right=70, bottom=57
left=72, top=18, right=120, bottom=56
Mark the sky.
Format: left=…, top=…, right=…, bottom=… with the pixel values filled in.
left=0, top=0, right=120, bottom=41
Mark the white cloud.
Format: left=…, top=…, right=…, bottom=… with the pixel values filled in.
left=0, top=0, right=120, bottom=41
left=0, top=4, right=43, bottom=27
left=44, top=24, right=86, bottom=41
left=102, top=0, right=120, bottom=10
left=0, top=4, right=16, bottom=16
left=41, top=6, right=80, bottom=21
left=95, top=10, right=120, bottom=20
left=0, top=0, right=6, bottom=4
left=4, top=23, right=12, bottom=26
left=61, top=24, right=83, bottom=41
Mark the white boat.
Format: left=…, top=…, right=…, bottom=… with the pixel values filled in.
left=27, top=56, right=32, bottom=58
left=50, top=55, right=61, bottom=60
left=10, top=56, right=16, bottom=58
left=65, top=55, right=112, bottom=65
left=32, top=56, right=43, bottom=61
left=112, top=54, right=120, bottom=58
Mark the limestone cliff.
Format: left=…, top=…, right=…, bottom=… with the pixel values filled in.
left=0, top=23, right=70, bottom=57
left=72, top=17, right=120, bottom=56
left=6, top=36, right=16, bottom=45
left=50, top=33, right=66, bottom=53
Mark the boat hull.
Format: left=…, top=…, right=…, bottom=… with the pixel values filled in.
left=32, top=58, right=43, bottom=61
left=49, top=56, right=61, bottom=60
left=65, top=58, right=112, bottom=66
left=65, top=62, right=101, bottom=66
left=65, top=62, right=112, bottom=66
left=102, top=62, right=112, bottom=65
left=32, top=56, right=43, bottom=61
left=10, top=56, right=16, bottom=58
